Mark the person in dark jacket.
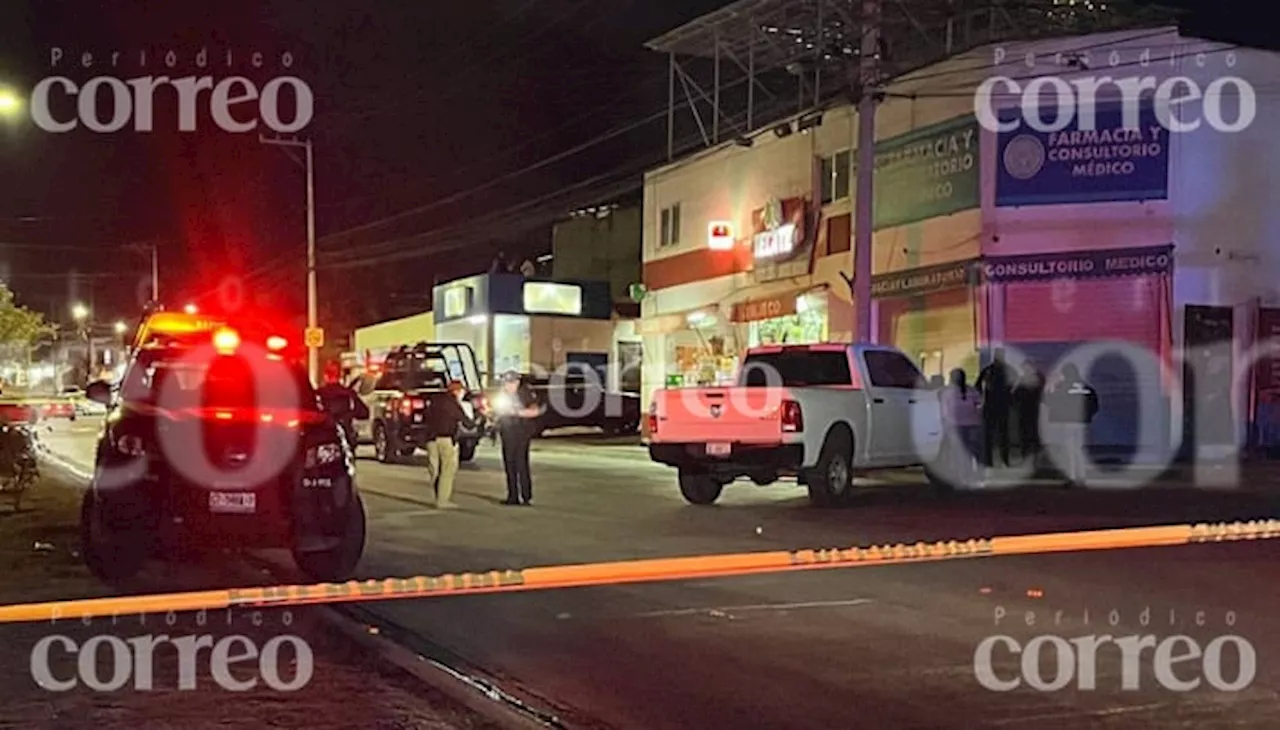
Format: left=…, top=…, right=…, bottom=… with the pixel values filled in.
left=424, top=380, right=476, bottom=509
left=495, top=371, right=543, bottom=505
left=975, top=348, right=1014, bottom=468
left=316, top=363, right=368, bottom=449
left=1045, top=363, right=1100, bottom=487
left=1012, top=362, right=1046, bottom=465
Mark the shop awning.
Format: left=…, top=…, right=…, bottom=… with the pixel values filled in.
left=636, top=304, right=724, bottom=335
left=981, top=245, right=1174, bottom=283
left=728, top=285, right=827, bottom=323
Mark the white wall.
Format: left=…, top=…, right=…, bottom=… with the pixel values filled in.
left=528, top=317, right=614, bottom=373
left=353, top=311, right=434, bottom=353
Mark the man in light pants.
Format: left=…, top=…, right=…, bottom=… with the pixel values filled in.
left=424, top=380, right=475, bottom=509
left=1045, top=363, right=1100, bottom=487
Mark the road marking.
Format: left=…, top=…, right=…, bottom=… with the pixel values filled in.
left=624, top=598, right=874, bottom=619
left=37, top=448, right=93, bottom=481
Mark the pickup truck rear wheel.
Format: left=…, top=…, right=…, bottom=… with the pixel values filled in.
left=807, top=431, right=854, bottom=507
left=373, top=423, right=398, bottom=464
left=678, top=470, right=723, bottom=505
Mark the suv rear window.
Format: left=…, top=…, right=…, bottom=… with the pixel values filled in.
left=122, top=350, right=319, bottom=410
left=740, top=350, right=851, bottom=387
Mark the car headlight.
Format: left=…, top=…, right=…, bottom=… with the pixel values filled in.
left=115, top=434, right=146, bottom=456
left=304, top=442, right=343, bottom=468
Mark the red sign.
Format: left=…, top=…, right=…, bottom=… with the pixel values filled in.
left=708, top=221, right=734, bottom=250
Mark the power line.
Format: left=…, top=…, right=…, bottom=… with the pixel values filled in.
left=316, top=66, right=668, bottom=216
left=321, top=98, right=789, bottom=272
left=318, top=65, right=768, bottom=249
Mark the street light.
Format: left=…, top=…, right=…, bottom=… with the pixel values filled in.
left=70, top=303, right=93, bottom=385
left=259, top=134, right=318, bottom=384
left=114, top=321, right=127, bottom=335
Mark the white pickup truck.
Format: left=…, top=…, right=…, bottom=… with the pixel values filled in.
left=647, top=343, right=947, bottom=506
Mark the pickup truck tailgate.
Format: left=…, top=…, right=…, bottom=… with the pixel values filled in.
left=651, top=387, right=789, bottom=444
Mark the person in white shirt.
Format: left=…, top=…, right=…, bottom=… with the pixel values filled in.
left=939, top=367, right=983, bottom=484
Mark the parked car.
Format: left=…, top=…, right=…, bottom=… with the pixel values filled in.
left=524, top=373, right=641, bottom=436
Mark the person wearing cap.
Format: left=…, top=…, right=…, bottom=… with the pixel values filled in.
left=495, top=370, right=542, bottom=505
left=424, top=380, right=476, bottom=509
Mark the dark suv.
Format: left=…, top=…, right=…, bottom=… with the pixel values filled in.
left=351, top=342, right=489, bottom=463
left=79, top=317, right=366, bottom=583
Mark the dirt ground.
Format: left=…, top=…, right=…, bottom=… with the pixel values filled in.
left=0, top=471, right=504, bottom=729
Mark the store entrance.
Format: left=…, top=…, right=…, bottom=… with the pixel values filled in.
left=749, top=308, right=828, bottom=347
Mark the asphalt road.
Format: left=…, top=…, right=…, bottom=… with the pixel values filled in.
left=40, top=422, right=1280, bottom=729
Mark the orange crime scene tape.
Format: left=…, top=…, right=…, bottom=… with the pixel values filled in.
left=0, top=519, right=1276, bottom=624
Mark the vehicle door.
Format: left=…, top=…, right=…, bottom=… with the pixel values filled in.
left=860, top=349, right=926, bottom=462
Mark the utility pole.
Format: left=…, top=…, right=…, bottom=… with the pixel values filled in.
left=151, top=243, right=159, bottom=303
left=260, top=134, right=319, bottom=384
left=851, top=0, right=881, bottom=342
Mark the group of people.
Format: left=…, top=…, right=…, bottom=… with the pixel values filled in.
left=316, top=365, right=545, bottom=508
left=416, top=370, right=545, bottom=508
left=939, top=348, right=1100, bottom=486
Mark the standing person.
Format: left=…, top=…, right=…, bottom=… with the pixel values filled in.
left=423, top=380, right=476, bottom=510
left=1012, top=362, right=1046, bottom=465
left=975, top=347, right=1014, bottom=468
left=495, top=371, right=543, bottom=505
left=316, top=362, right=368, bottom=450
left=939, top=368, right=983, bottom=484
left=1045, top=363, right=1100, bottom=487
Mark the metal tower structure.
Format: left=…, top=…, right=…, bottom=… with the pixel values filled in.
left=645, top=0, right=1177, bottom=160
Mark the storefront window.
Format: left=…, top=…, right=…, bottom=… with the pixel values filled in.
left=493, top=314, right=531, bottom=375
left=669, top=329, right=739, bottom=387
left=748, top=294, right=828, bottom=347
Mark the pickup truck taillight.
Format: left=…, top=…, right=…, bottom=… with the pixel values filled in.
left=399, top=396, right=425, bottom=417
left=780, top=400, right=803, bottom=432
left=647, top=402, right=658, bottom=435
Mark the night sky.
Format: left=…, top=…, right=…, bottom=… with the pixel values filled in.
left=0, top=0, right=1255, bottom=337
left=0, top=0, right=727, bottom=333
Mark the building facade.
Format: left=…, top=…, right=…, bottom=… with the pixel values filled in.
left=641, top=27, right=1280, bottom=454
left=432, top=272, right=634, bottom=388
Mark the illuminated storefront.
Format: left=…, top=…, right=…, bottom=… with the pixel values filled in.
left=639, top=193, right=828, bottom=393
left=433, top=273, right=619, bottom=385
left=735, top=287, right=830, bottom=348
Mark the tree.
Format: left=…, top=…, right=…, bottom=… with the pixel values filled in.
left=0, top=285, right=52, bottom=358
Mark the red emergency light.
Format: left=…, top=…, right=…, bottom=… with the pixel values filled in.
left=213, top=328, right=241, bottom=353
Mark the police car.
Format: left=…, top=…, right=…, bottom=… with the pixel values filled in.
left=79, top=310, right=366, bottom=583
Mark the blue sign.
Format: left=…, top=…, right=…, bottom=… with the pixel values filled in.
left=995, top=102, right=1169, bottom=206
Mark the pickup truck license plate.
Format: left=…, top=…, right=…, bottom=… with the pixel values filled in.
left=209, top=491, right=256, bottom=514
left=706, top=442, right=731, bottom=457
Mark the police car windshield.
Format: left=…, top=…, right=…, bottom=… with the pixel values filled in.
left=123, top=349, right=319, bottom=410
